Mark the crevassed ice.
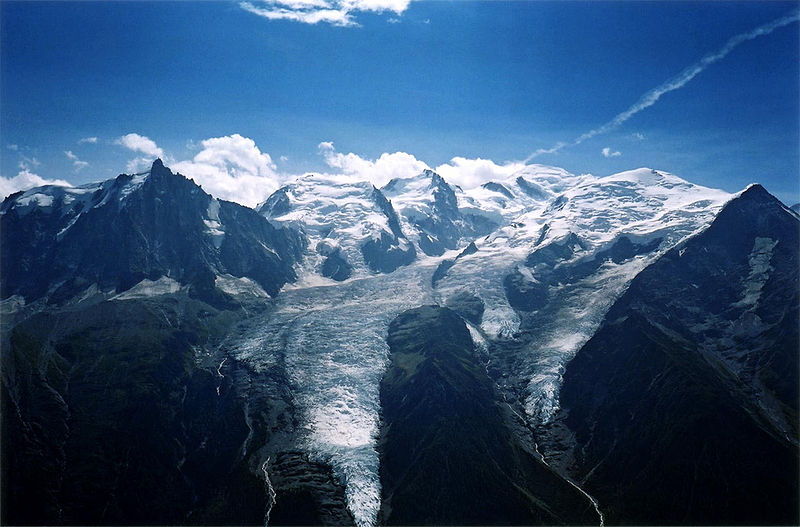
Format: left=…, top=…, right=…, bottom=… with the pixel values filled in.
left=234, top=262, right=438, bottom=527
left=229, top=165, right=733, bottom=524
left=438, top=169, right=731, bottom=425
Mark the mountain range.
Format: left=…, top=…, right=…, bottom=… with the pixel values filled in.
left=2, top=160, right=797, bottom=526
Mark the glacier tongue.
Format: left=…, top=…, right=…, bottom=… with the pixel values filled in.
left=436, top=168, right=731, bottom=425
left=229, top=164, right=733, bottom=524
left=233, top=262, right=439, bottom=527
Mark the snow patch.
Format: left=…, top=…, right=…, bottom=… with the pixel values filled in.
left=215, top=274, right=269, bottom=297
left=204, top=199, right=226, bottom=249
left=111, top=277, right=181, bottom=300
left=16, top=193, right=54, bottom=209
left=733, top=237, right=777, bottom=310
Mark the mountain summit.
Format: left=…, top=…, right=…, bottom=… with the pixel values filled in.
left=1, top=161, right=797, bottom=527
left=1, top=160, right=303, bottom=304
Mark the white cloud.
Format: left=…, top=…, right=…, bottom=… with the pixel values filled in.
left=6, top=144, right=18, bottom=151
left=18, top=155, right=40, bottom=170
left=433, top=157, right=526, bottom=189
left=240, top=1, right=355, bottom=26
left=172, top=134, right=280, bottom=207
left=341, top=0, right=409, bottom=12
left=240, top=0, right=411, bottom=26
left=279, top=155, right=289, bottom=162
left=632, top=132, right=645, bottom=141
left=272, top=0, right=331, bottom=8
left=0, top=169, right=71, bottom=199
left=527, top=9, right=800, bottom=160
left=65, top=150, right=90, bottom=171
left=601, top=147, right=621, bottom=158
left=115, top=133, right=166, bottom=174
left=124, top=157, right=154, bottom=174
left=79, top=136, right=98, bottom=144
left=318, top=142, right=428, bottom=187
left=115, top=133, right=164, bottom=158
left=317, top=143, right=544, bottom=190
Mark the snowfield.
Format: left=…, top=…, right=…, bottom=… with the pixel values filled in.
left=3, top=163, right=733, bottom=527
left=229, top=165, right=731, bottom=526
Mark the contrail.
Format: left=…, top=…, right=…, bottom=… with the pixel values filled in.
left=525, top=10, right=800, bottom=162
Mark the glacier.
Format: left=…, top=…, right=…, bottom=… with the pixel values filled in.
left=218, top=165, right=735, bottom=526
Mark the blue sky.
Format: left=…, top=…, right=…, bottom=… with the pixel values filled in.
left=1, top=1, right=798, bottom=205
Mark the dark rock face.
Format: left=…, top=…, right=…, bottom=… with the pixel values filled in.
left=359, top=187, right=417, bottom=274
left=515, top=176, right=549, bottom=200
left=370, top=186, right=405, bottom=240
left=1, top=292, right=356, bottom=526
left=379, top=306, right=598, bottom=526
left=360, top=231, right=416, bottom=274
left=386, top=170, right=498, bottom=257
left=0, top=160, right=303, bottom=303
left=258, top=186, right=292, bottom=218
left=267, top=453, right=353, bottom=526
left=506, top=234, right=661, bottom=312
left=432, top=241, right=479, bottom=286
left=482, top=181, right=514, bottom=199
left=0, top=297, right=266, bottom=525
left=445, top=290, right=485, bottom=325
left=321, top=249, right=353, bottom=281
left=551, top=184, right=800, bottom=525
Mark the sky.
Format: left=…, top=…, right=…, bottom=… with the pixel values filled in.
left=1, top=1, right=798, bottom=206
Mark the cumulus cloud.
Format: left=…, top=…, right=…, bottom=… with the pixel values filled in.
left=65, top=150, right=89, bottom=171
left=0, top=168, right=71, bottom=199
left=526, top=9, right=800, bottom=161
left=317, top=142, right=559, bottom=190
left=316, top=143, right=545, bottom=190
left=433, top=157, right=526, bottom=189
left=79, top=136, right=98, bottom=144
left=115, top=133, right=167, bottom=173
left=116, top=133, right=164, bottom=158
left=172, top=134, right=280, bottom=207
left=318, top=141, right=428, bottom=187
left=601, top=147, right=621, bottom=158
left=240, top=0, right=411, bottom=26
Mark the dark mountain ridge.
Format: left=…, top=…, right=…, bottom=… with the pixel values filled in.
left=543, top=184, right=800, bottom=524
left=1, top=160, right=303, bottom=304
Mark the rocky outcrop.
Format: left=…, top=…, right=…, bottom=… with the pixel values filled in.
left=547, top=184, right=800, bottom=525
left=379, top=306, right=597, bottom=525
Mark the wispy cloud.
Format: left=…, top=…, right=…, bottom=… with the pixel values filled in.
left=65, top=150, right=90, bottom=171
left=240, top=0, right=411, bottom=27
left=601, top=147, right=621, bottom=158
left=78, top=136, right=98, bottom=144
left=526, top=10, right=800, bottom=161
left=6, top=144, right=18, bottom=151
left=18, top=155, right=40, bottom=171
